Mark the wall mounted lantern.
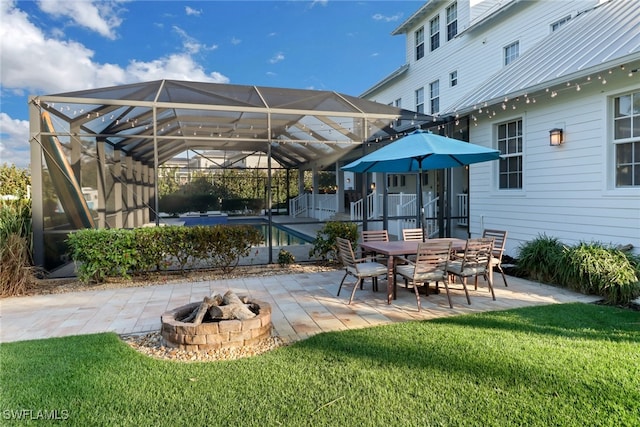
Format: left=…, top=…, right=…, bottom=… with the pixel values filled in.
left=549, top=128, right=564, bottom=146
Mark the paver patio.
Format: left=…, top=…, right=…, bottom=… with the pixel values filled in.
left=0, top=271, right=601, bottom=344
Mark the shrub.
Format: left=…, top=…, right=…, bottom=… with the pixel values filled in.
left=558, top=242, right=639, bottom=305
left=208, top=225, right=263, bottom=272
left=516, top=234, right=565, bottom=284
left=309, top=221, right=358, bottom=262
left=67, top=229, right=139, bottom=283
left=278, top=249, right=295, bottom=267
left=67, top=224, right=263, bottom=283
left=0, top=199, right=35, bottom=296
left=517, top=235, right=640, bottom=305
left=132, top=227, right=168, bottom=274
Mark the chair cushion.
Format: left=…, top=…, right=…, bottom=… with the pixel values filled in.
left=355, top=261, right=388, bottom=277
left=447, top=261, right=485, bottom=277
left=396, top=265, right=446, bottom=281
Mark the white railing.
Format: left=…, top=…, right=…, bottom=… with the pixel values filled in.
left=315, top=194, right=337, bottom=221
left=289, top=194, right=307, bottom=218
left=457, top=193, right=468, bottom=226
left=348, top=191, right=442, bottom=237
left=350, top=192, right=377, bottom=221
left=350, top=199, right=362, bottom=221
left=424, top=196, right=439, bottom=237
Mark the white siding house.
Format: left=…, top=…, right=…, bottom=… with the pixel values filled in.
left=361, top=0, right=640, bottom=256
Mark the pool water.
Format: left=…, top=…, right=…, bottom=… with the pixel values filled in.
left=253, top=224, right=312, bottom=246
left=181, top=216, right=312, bottom=246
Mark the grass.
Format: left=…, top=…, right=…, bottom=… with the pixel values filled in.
left=1, top=303, right=638, bottom=426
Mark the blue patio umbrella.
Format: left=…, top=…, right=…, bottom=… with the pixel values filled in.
left=342, top=130, right=501, bottom=239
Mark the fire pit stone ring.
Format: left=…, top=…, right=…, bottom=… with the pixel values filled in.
left=160, top=297, right=272, bottom=351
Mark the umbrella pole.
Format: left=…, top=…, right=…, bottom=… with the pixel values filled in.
left=418, top=165, right=426, bottom=242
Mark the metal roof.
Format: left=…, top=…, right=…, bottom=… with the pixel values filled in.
left=447, top=0, right=640, bottom=114
left=32, top=80, right=435, bottom=169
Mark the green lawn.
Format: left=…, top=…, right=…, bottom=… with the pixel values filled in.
left=1, top=303, right=638, bottom=426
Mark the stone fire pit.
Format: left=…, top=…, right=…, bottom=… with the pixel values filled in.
left=161, top=293, right=272, bottom=352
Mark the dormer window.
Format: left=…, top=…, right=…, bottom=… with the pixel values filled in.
left=551, top=15, right=571, bottom=32
left=504, top=41, right=519, bottom=66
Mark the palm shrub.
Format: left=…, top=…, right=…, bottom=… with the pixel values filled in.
left=0, top=199, right=35, bottom=296
left=308, top=221, right=358, bottom=262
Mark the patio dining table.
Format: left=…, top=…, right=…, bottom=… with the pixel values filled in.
left=360, top=238, right=467, bottom=304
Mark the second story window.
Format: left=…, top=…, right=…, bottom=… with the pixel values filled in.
left=430, top=16, right=440, bottom=51
left=504, top=41, right=519, bottom=66
left=450, top=70, right=458, bottom=87
left=394, top=98, right=402, bottom=127
left=430, top=80, right=440, bottom=114
left=446, top=2, right=458, bottom=41
left=415, top=87, right=424, bottom=114
left=415, top=27, right=425, bottom=60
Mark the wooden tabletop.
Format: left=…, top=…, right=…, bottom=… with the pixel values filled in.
left=360, top=238, right=466, bottom=256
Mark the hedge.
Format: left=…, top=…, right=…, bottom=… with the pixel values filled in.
left=66, top=225, right=263, bottom=283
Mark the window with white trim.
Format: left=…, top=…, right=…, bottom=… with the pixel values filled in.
left=614, top=91, right=640, bottom=187
left=497, top=119, right=523, bottom=189
left=450, top=70, right=458, bottom=87
left=429, top=80, right=440, bottom=114
left=446, top=2, right=457, bottom=41
left=504, top=41, right=519, bottom=66
left=394, top=98, right=402, bottom=127
left=551, top=15, right=571, bottom=32
left=415, top=87, right=424, bottom=114
left=430, top=16, right=440, bottom=51
left=415, top=27, right=425, bottom=60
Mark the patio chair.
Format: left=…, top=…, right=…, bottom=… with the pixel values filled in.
left=402, top=228, right=426, bottom=241
left=482, top=229, right=509, bottom=287
left=335, top=237, right=388, bottom=304
left=446, top=237, right=495, bottom=304
left=360, top=230, right=389, bottom=261
left=395, top=241, right=452, bottom=311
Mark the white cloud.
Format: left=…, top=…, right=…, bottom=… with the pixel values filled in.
left=269, top=52, right=285, bottom=64
left=0, top=2, right=229, bottom=93
left=0, top=113, right=30, bottom=168
left=0, top=1, right=229, bottom=166
left=37, top=0, right=125, bottom=40
left=231, top=37, right=241, bottom=45
left=372, top=12, right=403, bottom=23
left=127, top=54, right=229, bottom=83
left=173, top=25, right=201, bottom=54
left=185, top=6, right=202, bottom=16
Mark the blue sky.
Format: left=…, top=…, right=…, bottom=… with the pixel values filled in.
left=0, top=0, right=423, bottom=168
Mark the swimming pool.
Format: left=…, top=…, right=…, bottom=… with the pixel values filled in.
left=181, top=216, right=313, bottom=246
left=252, top=224, right=312, bottom=246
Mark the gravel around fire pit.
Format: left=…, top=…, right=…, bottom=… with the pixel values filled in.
left=121, top=331, right=289, bottom=362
